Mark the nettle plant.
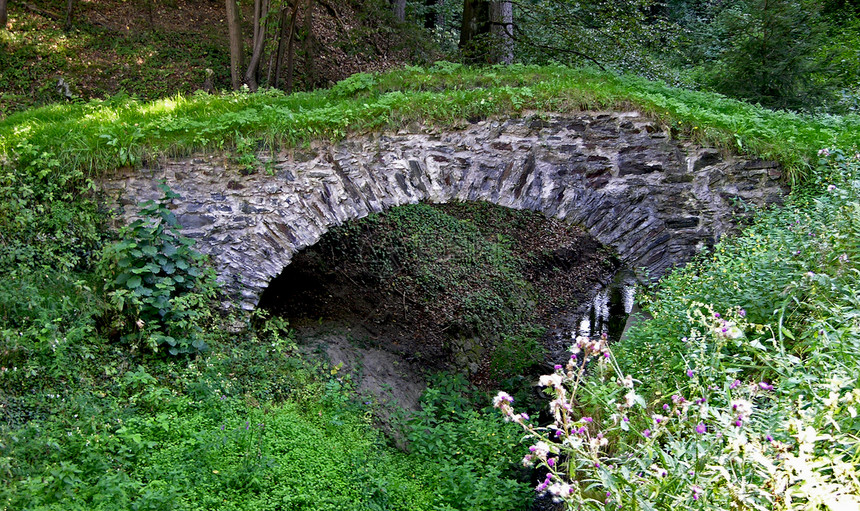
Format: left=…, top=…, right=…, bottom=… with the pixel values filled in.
left=494, top=305, right=860, bottom=510
left=100, top=183, right=218, bottom=355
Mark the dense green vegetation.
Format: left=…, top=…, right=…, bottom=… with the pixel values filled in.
left=2, top=63, right=859, bottom=185
left=495, top=148, right=860, bottom=509
left=4, top=0, right=859, bottom=116
left=2, top=5, right=860, bottom=501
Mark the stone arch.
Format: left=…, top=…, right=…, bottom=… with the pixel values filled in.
left=100, top=112, right=786, bottom=311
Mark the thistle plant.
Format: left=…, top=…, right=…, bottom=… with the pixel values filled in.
left=494, top=306, right=860, bottom=510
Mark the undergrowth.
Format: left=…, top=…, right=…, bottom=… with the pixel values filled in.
left=498, top=145, right=860, bottom=509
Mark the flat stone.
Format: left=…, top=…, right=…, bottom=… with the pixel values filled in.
left=98, top=112, right=787, bottom=311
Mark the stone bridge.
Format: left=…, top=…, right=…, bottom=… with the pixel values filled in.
left=100, top=112, right=786, bottom=310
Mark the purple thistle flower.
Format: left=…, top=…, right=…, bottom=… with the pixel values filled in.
left=738, top=309, right=746, bottom=317
left=730, top=379, right=741, bottom=389
left=547, top=458, right=555, bottom=467
left=663, top=404, right=670, bottom=411
left=759, top=381, right=774, bottom=391
left=643, top=429, right=651, bottom=438
left=687, top=369, right=695, bottom=378
left=554, top=364, right=563, bottom=371
left=583, top=417, right=593, bottom=423
left=695, top=423, right=706, bottom=434
left=766, top=434, right=774, bottom=442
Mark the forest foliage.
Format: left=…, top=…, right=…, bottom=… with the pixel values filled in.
left=2, top=0, right=860, bottom=509
left=2, top=0, right=860, bottom=115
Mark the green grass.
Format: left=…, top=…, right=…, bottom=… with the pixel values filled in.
left=3, top=63, right=860, bottom=509
left=2, top=63, right=860, bottom=182
left=0, top=10, right=231, bottom=117
left=0, top=310, right=533, bottom=510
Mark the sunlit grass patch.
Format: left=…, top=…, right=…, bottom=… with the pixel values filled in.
left=2, top=64, right=859, bottom=182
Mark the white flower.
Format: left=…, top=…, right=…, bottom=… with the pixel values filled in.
left=529, top=441, right=551, bottom=460
left=539, top=373, right=564, bottom=389
left=618, top=375, right=634, bottom=389
left=731, top=399, right=754, bottom=421
left=492, top=391, right=514, bottom=408
left=547, top=482, right=572, bottom=500
left=623, top=391, right=637, bottom=408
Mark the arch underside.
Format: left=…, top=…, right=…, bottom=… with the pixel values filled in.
left=100, top=112, right=786, bottom=310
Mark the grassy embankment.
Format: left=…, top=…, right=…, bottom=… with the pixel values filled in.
left=1, top=63, right=860, bottom=510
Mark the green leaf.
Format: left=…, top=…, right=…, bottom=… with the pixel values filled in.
left=126, top=275, right=142, bottom=289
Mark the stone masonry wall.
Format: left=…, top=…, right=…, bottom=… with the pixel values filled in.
left=99, top=112, right=786, bottom=310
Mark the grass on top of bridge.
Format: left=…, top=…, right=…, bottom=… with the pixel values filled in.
left=1, top=62, right=859, bottom=184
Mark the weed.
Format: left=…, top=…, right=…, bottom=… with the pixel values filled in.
left=98, top=182, right=218, bottom=354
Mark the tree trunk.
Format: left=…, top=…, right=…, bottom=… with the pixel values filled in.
left=459, top=0, right=490, bottom=61
left=273, top=4, right=292, bottom=90
left=0, top=0, right=7, bottom=31
left=302, top=1, right=316, bottom=87
left=244, top=0, right=270, bottom=91
left=226, top=0, right=245, bottom=90
left=490, top=1, right=513, bottom=64
left=393, top=0, right=406, bottom=21
left=285, top=0, right=305, bottom=92
left=64, top=0, right=75, bottom=31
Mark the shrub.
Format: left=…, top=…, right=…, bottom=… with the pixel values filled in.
left=407, top=373, right=533, bottom=510
left=99, top=182, right=218, bottom=354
